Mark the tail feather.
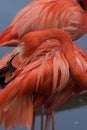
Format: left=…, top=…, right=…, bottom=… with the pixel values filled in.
left=4, top=97, right=19, bottom=128
left=20, top=94, right=33, bottom=128
left=0, top=94, right=33, bottom=129
left=27, top=95, right=33, bottom=129
left=0, top=75, right=24, bottom=106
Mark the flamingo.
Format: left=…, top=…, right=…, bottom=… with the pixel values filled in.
left=0, top=0, right=87, bottom=129
left=0, top=0, right=87, bottom=46
left=0, top=29, right=87, bottom=130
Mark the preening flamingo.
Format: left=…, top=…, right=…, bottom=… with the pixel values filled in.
left=0, top=0, right=87, bottom=46
left=0, top=29, right=87, bottom=130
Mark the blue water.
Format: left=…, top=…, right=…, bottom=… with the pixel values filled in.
left=0, top=0, right=87, bottom=130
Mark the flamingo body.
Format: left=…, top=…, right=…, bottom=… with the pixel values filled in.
left=0, top=29, right=87, bottom=129
left=0, top=0, right=87, bottom=46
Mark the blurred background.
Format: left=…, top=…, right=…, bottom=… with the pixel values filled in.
left=0, top=0, right=87, bottom=130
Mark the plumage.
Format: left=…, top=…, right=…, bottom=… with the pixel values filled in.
left=0, top=29, right=87, bottom=129
left=0, top=0, right=87, bottom=46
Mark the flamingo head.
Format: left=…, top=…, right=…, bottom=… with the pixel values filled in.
left=77, top=0, right=87, bottom=10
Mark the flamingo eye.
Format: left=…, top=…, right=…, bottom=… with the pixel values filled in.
left=20, top=42, right=25, bottom=46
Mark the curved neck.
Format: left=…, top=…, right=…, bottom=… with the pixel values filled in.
left=34, top=29, right=72, bottom=47
left=21, top=28, right=73, bottom=55
left=21, top=28, right=87, bottom=89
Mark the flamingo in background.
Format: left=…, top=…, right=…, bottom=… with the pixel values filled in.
left=0, top=29, right=87, bottom=130
left=0, top=0, right=87, bottom=46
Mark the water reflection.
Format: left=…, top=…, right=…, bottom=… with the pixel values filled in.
left=57, top=92, right=87, bottom=111
left=0, top=0, right=87, bottom=130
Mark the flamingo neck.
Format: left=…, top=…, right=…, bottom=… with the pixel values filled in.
left=21, top=29, right=73, bottom=57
